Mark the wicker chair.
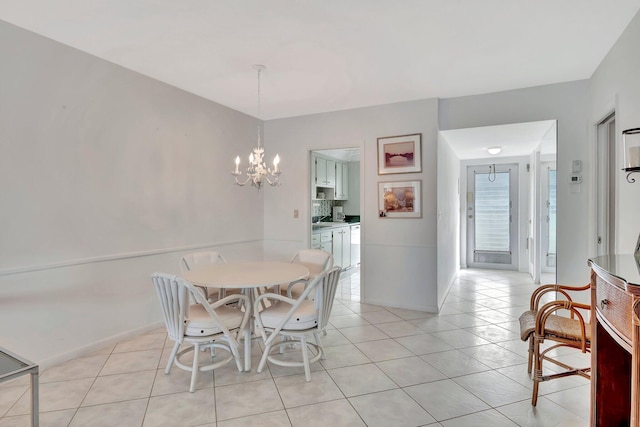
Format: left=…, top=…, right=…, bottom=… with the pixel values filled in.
left=518, top=283, right=591, bottom=406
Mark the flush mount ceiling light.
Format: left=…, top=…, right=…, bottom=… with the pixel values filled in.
left=231, top=64, right=281, bottom=190
left=487, top=146, right=502, bottom=155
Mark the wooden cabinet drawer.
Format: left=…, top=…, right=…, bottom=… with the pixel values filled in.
left=596, top=275, right=633, bottom=341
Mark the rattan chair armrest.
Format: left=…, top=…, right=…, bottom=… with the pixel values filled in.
left=529, top=283, right=590, bottom=310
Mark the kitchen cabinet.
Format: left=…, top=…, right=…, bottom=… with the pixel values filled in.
left=312, top=225, right=352, bottom=269
left=335, top=162, right=349, bottom=200
left=314, top=157, right=335, bottom=188
left=332, top=227, right=351, bottom=270
left=312, top=231, right=333, bottom=255
left=350, top=224, right=360, bottom=268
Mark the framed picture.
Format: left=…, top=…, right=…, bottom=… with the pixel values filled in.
left=378, top=180, right=421, bottom=218
left=377, top=133, right=422, bottom=175
left=635, top=233, right=640, bottom=257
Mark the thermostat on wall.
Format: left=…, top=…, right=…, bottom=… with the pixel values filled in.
left=569, top=174, right=582, bottom=184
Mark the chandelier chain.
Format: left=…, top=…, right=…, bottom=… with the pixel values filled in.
left=257, top=66, right=261, bottom=120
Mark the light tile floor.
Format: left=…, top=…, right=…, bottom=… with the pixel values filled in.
left=0, top=268, right=590, bottom=426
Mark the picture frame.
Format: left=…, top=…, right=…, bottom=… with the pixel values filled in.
left=378, top=180, right=421, bottom=218
left=377, top=133, right=422, bottom=175
left=635, top=233, right=640, bottom=258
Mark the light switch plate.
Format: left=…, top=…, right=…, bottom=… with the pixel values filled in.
left=572, top=160, right=582, bottom=173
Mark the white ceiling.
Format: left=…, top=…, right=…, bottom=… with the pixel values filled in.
left=440, top=120, right=556, bottom=160
left=1, top=1, right=639, bottom=120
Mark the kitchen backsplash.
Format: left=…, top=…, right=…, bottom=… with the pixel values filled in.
left=312, top=199, right=337, bottom=217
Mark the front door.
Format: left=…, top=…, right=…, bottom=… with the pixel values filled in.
left=466, top=163, right=519, bottom=270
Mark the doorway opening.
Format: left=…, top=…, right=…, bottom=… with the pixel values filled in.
left=310, top=147, right=361, bottom=300
left=439, top=119, right=557, bottom=284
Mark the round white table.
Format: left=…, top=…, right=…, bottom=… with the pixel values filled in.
left=183, top=261, right=310, bottom=371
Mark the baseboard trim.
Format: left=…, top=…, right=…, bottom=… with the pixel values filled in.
left=37, top=321, right=164, bottom=369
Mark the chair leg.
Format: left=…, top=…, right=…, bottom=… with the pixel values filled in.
left=165, top=341, right=180, bottom=374
left=313, top=332, right=326, bottom=360
left=228, top=338, right=244, bottom=372
left=527, top=336, right=534, bottom=374
left=257, top=341, right=272, bottom=374
left=301, top=336, right=311, bottom=382
left=531, top=336, right=543, bottom=406
left=190, top=343, right=200, bottom=393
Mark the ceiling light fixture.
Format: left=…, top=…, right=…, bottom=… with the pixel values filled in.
left=232, top=64, right=281, bottom=190
left=487, top=146, right=502, bottom=155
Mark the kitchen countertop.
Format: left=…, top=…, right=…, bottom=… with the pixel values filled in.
left=312, top=221, right=359, bottom=232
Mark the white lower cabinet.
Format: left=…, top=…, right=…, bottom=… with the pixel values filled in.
left=312, top=227, right=350, bottom=269
left=313, top=231, right=333, bottom=255
left=331, top=227, right=351, bottom=270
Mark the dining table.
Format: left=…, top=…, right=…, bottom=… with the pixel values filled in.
left=182, top=261, right=310, bottom=371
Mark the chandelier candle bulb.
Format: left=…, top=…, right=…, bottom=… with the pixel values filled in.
left=628, top=146, right=640, bottom=169
left=234, top=156, right=240, bottom=174
left=274, top=155, right=280, bottom=172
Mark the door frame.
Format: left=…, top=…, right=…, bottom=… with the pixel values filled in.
left=595, top=111, right=616, bottom=257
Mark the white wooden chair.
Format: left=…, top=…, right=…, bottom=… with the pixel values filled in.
left=282, top=249, right=333, bottom=299
left=180, top=251, right=226, bottom=301
left=152, top=272, right=249, bottom=392
left=254, top=266, right=341, bottom=381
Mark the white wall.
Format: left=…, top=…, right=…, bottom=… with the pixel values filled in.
left=265, top=99, right=440, bottom=312
left=589, top=10, right=640, bottom=253
left=436, top=134, right=460, bottom=308
left=0, top=22, right=264, bottom=365
left=439, top=81, right=591, bottom=286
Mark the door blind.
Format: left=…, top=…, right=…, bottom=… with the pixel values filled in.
left=475, top=171, right=510, bottom=252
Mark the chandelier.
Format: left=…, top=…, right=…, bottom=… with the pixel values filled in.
left=232, top=64, right=281, bottom=190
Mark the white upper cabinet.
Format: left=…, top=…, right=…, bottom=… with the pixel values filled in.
left=314, top=156, right=335, bottom=188
left=335, top=163, right=349, bottom=200
left=326, top=160, right=336, bottom=187
left=312, top=155, right=348, bottom=200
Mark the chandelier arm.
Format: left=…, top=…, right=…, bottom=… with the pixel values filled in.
left=263, top=176, right=277, bottom=185
left=233, top=175, right=253, bottom=186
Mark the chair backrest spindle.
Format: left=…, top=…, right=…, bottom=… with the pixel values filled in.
left=152, top=273, right=188, bottom=342
left=317, top=267, right=341, bottom=330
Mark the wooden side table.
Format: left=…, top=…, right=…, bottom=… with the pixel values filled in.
left=589, top=255, right=640, bottom=426
left=0, top=347, right=38, bottom=426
